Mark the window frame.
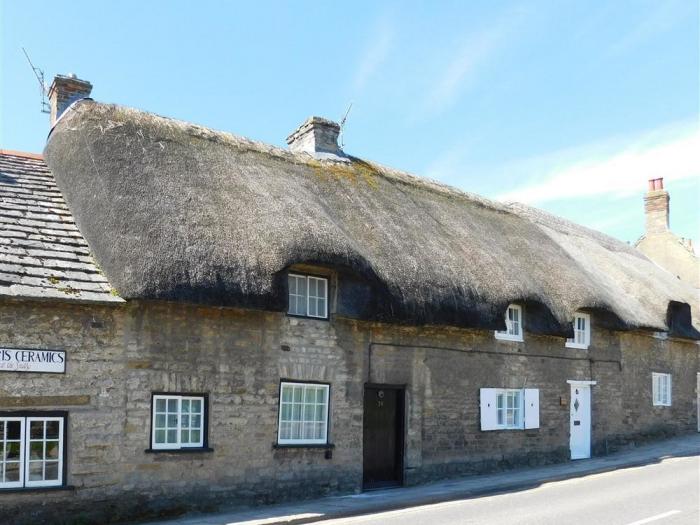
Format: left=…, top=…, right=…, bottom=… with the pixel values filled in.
left=287, top=273, right=329, bottom=320
left=149, top=393, right=209, bottom=451
left=494, top=304, right=524, bottom=342
left=566, top=312, right=591, bottom=349
left=0, top=411, right=68, bottom=491
left=495, top=389, right=524, bottom=429
left=652, top=373, right=672, bottom=407
left=276, top=380, right=331, bottom=446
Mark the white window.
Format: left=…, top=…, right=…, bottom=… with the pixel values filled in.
left=652, top=373, right=672, bottom=406
left=288, top=274, right=328, bottom=319
left=151, top=395, right=206, bottom=450
left=278, top=382, right=330, bottom=445
left=497, top=390, right=522, bottom=428
left=0, top=415, right=65, bottom=489
left=566, top=313, right=591, bottom=349
left=495, top=304, right=523, bottom=341
left=480, top=388, right=539, bottom=431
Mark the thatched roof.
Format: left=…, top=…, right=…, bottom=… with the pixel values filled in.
left=44, top=100, right=699, bottom=337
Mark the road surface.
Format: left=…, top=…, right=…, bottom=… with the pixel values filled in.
left=317, top=455, right=700, bottom=525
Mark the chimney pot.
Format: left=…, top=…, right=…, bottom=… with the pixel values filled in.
left=48, top=74, right=93, bottom=126
left=648, top=177, right=664, bottom=191
left=286, top=116, right=343, bottom=158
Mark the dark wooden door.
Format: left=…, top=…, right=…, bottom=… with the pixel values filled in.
left=363, top=385, right=404, bottom=489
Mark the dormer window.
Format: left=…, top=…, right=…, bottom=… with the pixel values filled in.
left=288, top=273, right=328, bottom=319
left=566, top=313, right=591, bottom=349
left=495, top=304, right=523, bottom=342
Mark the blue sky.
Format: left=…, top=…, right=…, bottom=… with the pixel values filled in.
left=1, top=1, right=698, bottom=244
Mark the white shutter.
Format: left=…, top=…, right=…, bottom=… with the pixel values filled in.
left=524, top=389, right=540, bottom=429
left=652, top=374, right=659, bottom=405
left=480, top=388, right=499, bottom=431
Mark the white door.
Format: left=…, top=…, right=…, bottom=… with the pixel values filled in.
left=697, top=373, right=700, bottom=432
left=570, top=384, right=592, bottom=459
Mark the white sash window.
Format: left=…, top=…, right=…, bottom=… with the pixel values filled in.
left=652, top=373, right=672, bottom=406
left=278, top=382, right=330, bottom=445
left=480, top=388, right=539, bottom=430
left=151, top=395, right=206, bottom=450
left=0, top=415, right=65, bottom=489
left=495, top=305, right=523, bottom=342
left=288, top=274, right=328, bottom=319
left=566, top=313, right=591, bottom=349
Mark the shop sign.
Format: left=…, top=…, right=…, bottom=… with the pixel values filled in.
left=0, top=348, right=66, bottom=373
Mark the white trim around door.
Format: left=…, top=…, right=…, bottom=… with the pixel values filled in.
left=696, top=373, right=700, bottom=433
left=568, top=380, right=595, bottom=460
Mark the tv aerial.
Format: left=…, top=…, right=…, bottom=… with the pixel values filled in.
left=339, top=102, right=353, bottom=149
left=22, top=47, right=50, bottom=114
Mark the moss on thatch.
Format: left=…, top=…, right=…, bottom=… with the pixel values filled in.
left=44, top=101, right=699, bottom=337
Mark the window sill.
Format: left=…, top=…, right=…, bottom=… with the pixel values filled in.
left=144, top=447, right=214, bottom=454
left=494, top=332, right=524, bottom=342
left=652, top=404, right=672, bottom=408
left=0, top=485, right=75, bottom=494
left=272, top=443, right=335, bottom=450
left=286, top=313, right=330, bottom=322
left=565, top=342, right=589, bottom=350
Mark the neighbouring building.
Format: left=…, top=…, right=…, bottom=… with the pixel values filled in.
left=635, top=177, right=700, bottom=288
left=1, top=75, right=699, bottom=525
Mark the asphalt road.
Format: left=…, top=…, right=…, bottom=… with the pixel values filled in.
left=317, top=456, right=700, bottom=525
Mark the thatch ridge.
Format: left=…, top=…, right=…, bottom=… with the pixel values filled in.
left=56, top=102, right=513, bottom=214
left=43, top=100, right=699, bottom=337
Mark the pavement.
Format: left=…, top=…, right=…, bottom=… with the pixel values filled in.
left=138, top=433, right=700, bottom=525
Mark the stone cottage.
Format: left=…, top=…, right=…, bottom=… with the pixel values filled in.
left=635, top=177, right=699, bottom=288
left=1, top=75, right=699, bottom=525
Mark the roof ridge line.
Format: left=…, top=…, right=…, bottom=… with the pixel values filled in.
left=78, top=101, right=514, bottom=216
left=0, top=150, right=44, bottom=161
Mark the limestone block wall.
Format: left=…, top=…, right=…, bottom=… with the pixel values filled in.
left=636, top=232, right=700, bottom=288
left=0, top=299, right=697, bottom=524
left=616, top=332, right=698, bottom=441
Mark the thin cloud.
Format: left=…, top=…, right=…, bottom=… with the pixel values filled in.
left=609, top=0, right=693, bottom=56
left=425, top=145, right=465, bottom=181
left=585, top=206, right=640, bottom=235
left=352, top=18, right=395, bottom=92
left=496, top=122, right=700, bottom=205
left=419, top=12, right=524, bottom=118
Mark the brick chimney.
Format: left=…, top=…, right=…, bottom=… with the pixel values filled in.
left=48, top=74, right=93, bottom=126
left=644, top=177, right=669, bottom=234
left=286, top=117, right=343, bottom=157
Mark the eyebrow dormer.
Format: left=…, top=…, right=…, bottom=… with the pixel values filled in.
left=495, top=304, right=523, bottom=342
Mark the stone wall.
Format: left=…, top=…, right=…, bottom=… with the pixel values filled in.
left=0, top=299, right=697, bottom=524
left=636, top=231, right=700, bottom=288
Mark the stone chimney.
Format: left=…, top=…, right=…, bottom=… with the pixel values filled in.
left=644, top=177, right=669, bottom=234
left=48, top=74, right=93, bottom=126
left=286, top=117, right=343, bottom=158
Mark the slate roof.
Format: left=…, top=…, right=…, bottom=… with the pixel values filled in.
left=0, top=150, right=122, bottom=304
